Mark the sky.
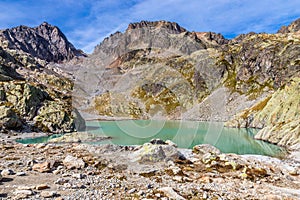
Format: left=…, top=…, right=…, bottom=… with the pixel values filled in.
left=0, top=0, right=299, bottom=53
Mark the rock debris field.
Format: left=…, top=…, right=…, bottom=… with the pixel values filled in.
left=0, top=138, right=300, bottom=200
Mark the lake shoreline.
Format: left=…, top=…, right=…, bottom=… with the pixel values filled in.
left=9, top=119, right=285, bottom=158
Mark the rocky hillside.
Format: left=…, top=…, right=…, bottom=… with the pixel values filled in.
left=0, top=22, right=85, bottom=62
left=74, top=19, right=300, bottom=146
left=0, top=23, right=85, bottom=135
left=225, top=21, right=300, bottom=146
left=74, top=21, right=230, bottom=119
left=278, top=18, right=300, bottom=33
left=226, top=78, right=300, bottom=146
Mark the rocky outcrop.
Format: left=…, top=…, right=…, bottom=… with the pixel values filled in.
left=0, top=46, right=23, bottom=81
left=224, top=32, right=300, bottom=96
left=226, top=78, right=300, bottom=146
left=0, top=28, right=84, bottom=133
left=278, top=18, right=300, bottom=33
left=0, top=105, right=22, bottom=129
left=127, top=20, right=187, bottom=33
left=0, top=22, right=85, bottom=62
left=193, top=31, right=229, bottom=48
left=223, top=30, right=300, bottom=146
left=0, top=79, right=80, bottom=133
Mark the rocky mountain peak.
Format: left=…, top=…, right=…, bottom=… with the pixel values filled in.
left=0, top=22, right=85, bottom=62
left=39, top=21, right=54, bottom=28
left=127, top=20, right=187, bottom=34
left=277, top=18, right=300, bottom=33
left=93, top=20, right=205, bottom=57
left=193, top=31, right=229, bottom=47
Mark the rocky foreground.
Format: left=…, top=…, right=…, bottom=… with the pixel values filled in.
left=0, top=138, right=299, bottom=200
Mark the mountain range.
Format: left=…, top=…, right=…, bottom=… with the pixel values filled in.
left=0, top=18, right=299, bottom=146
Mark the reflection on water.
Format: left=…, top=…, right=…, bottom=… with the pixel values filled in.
left=17, top=120, right=284, bottom=157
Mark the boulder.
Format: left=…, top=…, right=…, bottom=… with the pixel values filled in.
left=0, top=169, right=15, bottom=176
left=158, top=187, right=186, bottom=200
left=131, top=143, right=185, bottom=162
left=0, top=105, right=22, bottom=129
left=63, top=155, right=85, bottom=169
left=34, top=101, right=74, bottom=133
left=32, top=161, right=51, bottom=173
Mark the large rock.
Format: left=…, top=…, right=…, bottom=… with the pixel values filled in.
left=0, top=80, right=80, bottom=134
left=63, top=155, right=85, bottom=169
left=158, top=187, right=186, bottom=200
left=32, top=162, right=51, bottom=173
left=0, top=105, right=22, bottom=129
left=33, top=101, right=74, bottom=133
left=131, top=142, right=185, bottom=162
left=3, top=83, right=48, bottom=118
left=0, top=47, right=23, bottom=81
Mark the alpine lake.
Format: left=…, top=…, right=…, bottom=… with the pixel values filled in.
left=17, top=120, right=285, bottom=157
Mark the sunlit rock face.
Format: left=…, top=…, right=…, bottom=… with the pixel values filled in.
left=0, top=23, right=85, bottom=134
left=277, top=18, right=300, bottom=33
left=0, top=22, right=86, bottom=62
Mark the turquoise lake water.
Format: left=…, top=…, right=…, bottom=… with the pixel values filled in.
left=17, top=120, right=284, bottom=157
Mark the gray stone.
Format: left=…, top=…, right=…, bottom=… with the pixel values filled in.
left=128, top=188, right=137, bottom=194
left=131, top=143, right=185, bottom=162
left=14, top=189, right=33, bottom=196
left=40, top=191, right=57, bottom=198
left=0, top=106, right=22, bottom=129
left=1, top=169, right=15, bottom=176
left=63, top=155, right=85, bottom=169
left=16, top=172, right=26, bottom=176
left=72, top=173, right=85, bottom=179
left=158, top=187, right=185, bottom=200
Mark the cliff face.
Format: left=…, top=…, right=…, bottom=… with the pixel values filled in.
left=0, top=22, right=85, bottom=134
left=226, top=78, right=300, bottom=146
left=73, top=19, right=300, bottom=146
left=224, top=24, right=300, bottom=146
left=0, top=22, right=85, bottom=62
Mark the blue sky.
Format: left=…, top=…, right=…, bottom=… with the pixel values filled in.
left=0, top=0, right=299, bottom=53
